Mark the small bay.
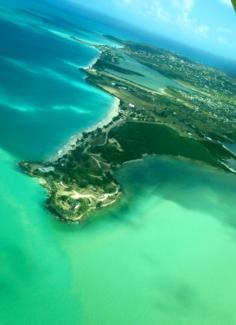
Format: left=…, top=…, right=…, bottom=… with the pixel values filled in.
left=1, top=1, right=236, bottom=324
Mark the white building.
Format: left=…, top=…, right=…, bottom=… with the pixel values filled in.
left=129, top=103, right=135, bottom=108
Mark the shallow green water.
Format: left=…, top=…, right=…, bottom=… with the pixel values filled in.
left=1, top=1, right=236, bottom=324
left=1, top=151, right=236, bottom=324
left=0, top=149, right=80, bottom=324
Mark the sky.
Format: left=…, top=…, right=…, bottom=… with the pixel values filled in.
left=70, top=0, right=236, bottom=60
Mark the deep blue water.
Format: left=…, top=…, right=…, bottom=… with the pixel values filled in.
left=56, top=1, right=236, bottom=76
left=0, top=2, right=115, bottom=160
left=1, top=2, right=236, bottom=325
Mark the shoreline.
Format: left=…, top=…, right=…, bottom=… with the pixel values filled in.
left=20, top=37, right=236, bottom=223
left=50, top=43, right=121, bottom=162
left=49, top=41, right=121, bottom=162
left=83, top=55, right=100, bottom=71
left=51, top=96, right=120, bottom=161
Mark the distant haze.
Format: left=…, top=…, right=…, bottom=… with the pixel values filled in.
left=70, top=0, right=236, bottom=61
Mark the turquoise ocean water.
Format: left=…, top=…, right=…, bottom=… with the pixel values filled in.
left=1, top=1, right=236, bottom=324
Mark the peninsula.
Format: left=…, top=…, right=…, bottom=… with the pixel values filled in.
left=20, top=36, right=236, bottom=222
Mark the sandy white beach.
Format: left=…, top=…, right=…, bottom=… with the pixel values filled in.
left=51, top=96, right=120, bottom=161
left=83, top=55, right=100, bottom=70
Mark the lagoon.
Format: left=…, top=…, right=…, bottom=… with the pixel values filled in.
left=1, top=1, right=236, bottom=324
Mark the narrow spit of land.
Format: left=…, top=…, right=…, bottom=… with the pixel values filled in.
left=20, top=36, right=236, bottom=222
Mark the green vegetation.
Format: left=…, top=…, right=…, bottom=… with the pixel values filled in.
left=232, top=0, right=236, bottom=11
left=95, top=122, right=230, bottom=168
left=20, top=37, right=236, bottom=222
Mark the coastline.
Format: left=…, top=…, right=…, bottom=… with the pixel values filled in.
left=83, top=55, right=100, bottom=71
left=20, top=36, right=236, bottom=223
left=49, top=42, right=121, bottom=162
left=51, top=95, right=120, bottom=161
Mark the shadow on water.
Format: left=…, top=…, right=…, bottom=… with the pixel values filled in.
left=0, top=103, right=95, bottom=160
left=65, top=156, right=236, bottom=233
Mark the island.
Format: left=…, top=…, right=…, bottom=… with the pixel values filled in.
left=20, top=36, right=236, bottom=222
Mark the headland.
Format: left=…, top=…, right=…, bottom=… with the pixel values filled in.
left=20, top=36, right=236, bottom=222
